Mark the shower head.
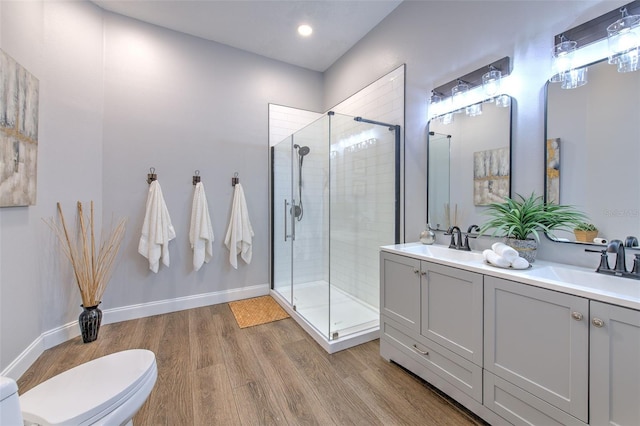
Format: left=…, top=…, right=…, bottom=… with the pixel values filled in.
left=294, top=145, right=310, bottom=156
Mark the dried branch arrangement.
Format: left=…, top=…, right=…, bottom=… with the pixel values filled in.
left=45, top=201, right=127, bottom=307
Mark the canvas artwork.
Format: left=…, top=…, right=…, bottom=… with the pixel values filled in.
left=473, top=147, right=510, bottom=206
left=0, top=49, right=39, bottom=207
left=546, top=138, right=560, bottom=205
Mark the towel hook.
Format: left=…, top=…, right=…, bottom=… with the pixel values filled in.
left=147, top=167, right=157, bottom=184
left=193, top=170, right=201, bottom=185
left=232, top=172, right=239, bottom=186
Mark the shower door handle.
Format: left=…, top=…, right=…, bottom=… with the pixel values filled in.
left=284, top=199, right=295, bottom=241
left=284, top=199, right=289, bottom=241
left=291, top=202, right=296, bottom=241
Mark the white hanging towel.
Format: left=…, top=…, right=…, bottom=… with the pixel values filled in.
left=224, top=183, right=254, bottom=269
left=189, top=182, right=214, bottom=271
left=138, top=180, right=176, bottom=273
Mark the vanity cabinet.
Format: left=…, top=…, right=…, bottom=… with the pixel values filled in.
left=380, top=247, right=640, bottom=426
left=589, top=301, right=640, bottom=426
left=484, top=276, right=589, bottom=424
left=380, top=252, right=484, bottom=403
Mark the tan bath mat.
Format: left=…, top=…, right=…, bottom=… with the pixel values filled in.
left=228, top=296, right=290, bottom=328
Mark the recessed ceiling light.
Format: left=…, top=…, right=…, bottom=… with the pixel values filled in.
left=298, top=24, right=313, bottom=37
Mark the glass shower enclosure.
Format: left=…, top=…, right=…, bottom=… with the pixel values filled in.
left=271, top=111, right=400, bottom=352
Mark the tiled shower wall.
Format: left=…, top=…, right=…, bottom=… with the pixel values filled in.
left=270, top=65, right=404, bottom=310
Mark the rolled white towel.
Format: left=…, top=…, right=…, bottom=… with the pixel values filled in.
left=482, top=249, right=493, bottom=261
left=491, top=242, right=504, bottom=252
left=511, top=257, right=530, bottom=269
left=486, top=251, right=511, bottom=268
left=492, top=242, right=519, bottom=263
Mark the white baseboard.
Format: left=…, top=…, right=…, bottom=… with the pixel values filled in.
left=1, top=284, right=269, bottom=380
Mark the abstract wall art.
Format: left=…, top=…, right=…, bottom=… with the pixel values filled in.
left=1, top=49, right=39, bottom=207
left=546, top=138, right=560, bottom=205
left=473, top=147, right=510, bottom=206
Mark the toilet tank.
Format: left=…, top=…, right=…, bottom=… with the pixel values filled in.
left=0, top=376, right=24, bottom=425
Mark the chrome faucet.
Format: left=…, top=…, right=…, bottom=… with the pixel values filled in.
left=446, top=226, right=462, bottom=250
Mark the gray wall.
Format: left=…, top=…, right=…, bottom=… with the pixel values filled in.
left=101, top=12, right=323, bottom=308
left=0, top=1, right=322, bottom=374
left=0, top=0, right=105, bottom=373
left=323, top=0, right=626, bottom=265
left=0, top=0, right=629, bottom=374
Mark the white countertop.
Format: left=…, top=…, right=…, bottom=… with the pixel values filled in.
left=381, top=243, right=640, bottom=311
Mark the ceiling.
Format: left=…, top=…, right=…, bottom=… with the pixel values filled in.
left=90, top=0, right=403, bottom=72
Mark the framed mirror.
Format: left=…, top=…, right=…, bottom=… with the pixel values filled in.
left=545, top=59, right=640, bottom=246
left=428, top=96, right=513, bottom=231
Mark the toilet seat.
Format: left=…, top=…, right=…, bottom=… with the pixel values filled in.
left=19, top=349, right=157, bottom=426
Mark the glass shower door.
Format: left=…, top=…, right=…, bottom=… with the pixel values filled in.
left=328, top=113, right=397, bottom=340
left=272, top=135, right=293, bottom=304
left=290, top=116, right=330, bottom=339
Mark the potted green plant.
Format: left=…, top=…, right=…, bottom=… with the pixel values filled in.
left=479, top=193, right=586, bottom=262
left=574, top=222, right=598, bottom=243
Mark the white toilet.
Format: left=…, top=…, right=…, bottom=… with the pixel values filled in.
left=0, top=349, right=157, bottom=426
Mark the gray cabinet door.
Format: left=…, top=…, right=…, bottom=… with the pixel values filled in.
left=484, top=276, right=589, bottom=422
left=590, top=301, right=640, bottom=426
left=380, top=252, right=421, bottom=332
left=420, top=262, right=483, bottom=366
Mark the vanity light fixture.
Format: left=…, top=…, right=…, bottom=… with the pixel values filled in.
left=451, top=80, right=469, bottom=114
left=439, top=112, right=454, bottom=125
left=495, top=94, right=511, bottom=108
left=428, top=90, right=444, bottom=117
left=465, top=102, right=482, bottom=117
left=551, top=1, right=640, bottom=78
left=482, top=66, right=502, bottom=97
left=607, top=7, right=640, bottom=73
left=549, top=37, right=588, bottom=89
left=428, top=56, right=511, bottom=120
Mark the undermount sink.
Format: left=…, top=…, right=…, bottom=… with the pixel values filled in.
left=526, top=265, right=618, bottom=287
left=397, top=244, right=485, bottom=263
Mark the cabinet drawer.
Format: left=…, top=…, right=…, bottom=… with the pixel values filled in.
left=382, top=319, right=482, bottom=402
left=484, top=371, right=587, bottom=426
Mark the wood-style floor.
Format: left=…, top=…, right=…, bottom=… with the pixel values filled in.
left=17, top=303, right=485, bottom=425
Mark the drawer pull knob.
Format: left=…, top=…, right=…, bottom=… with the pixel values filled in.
left=571, top=312, right=583, bottom=321
left=412, top=344, right=429, bottom=356
left=592, top=318, right=605, bottom=328
left=413, top=269, right=420, bottom=275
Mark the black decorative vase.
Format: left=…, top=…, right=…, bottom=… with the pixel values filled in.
left=79, top=303, right=102, bottom=343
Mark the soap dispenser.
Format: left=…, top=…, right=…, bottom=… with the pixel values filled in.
left=420, top=224, right=436, bottom=245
